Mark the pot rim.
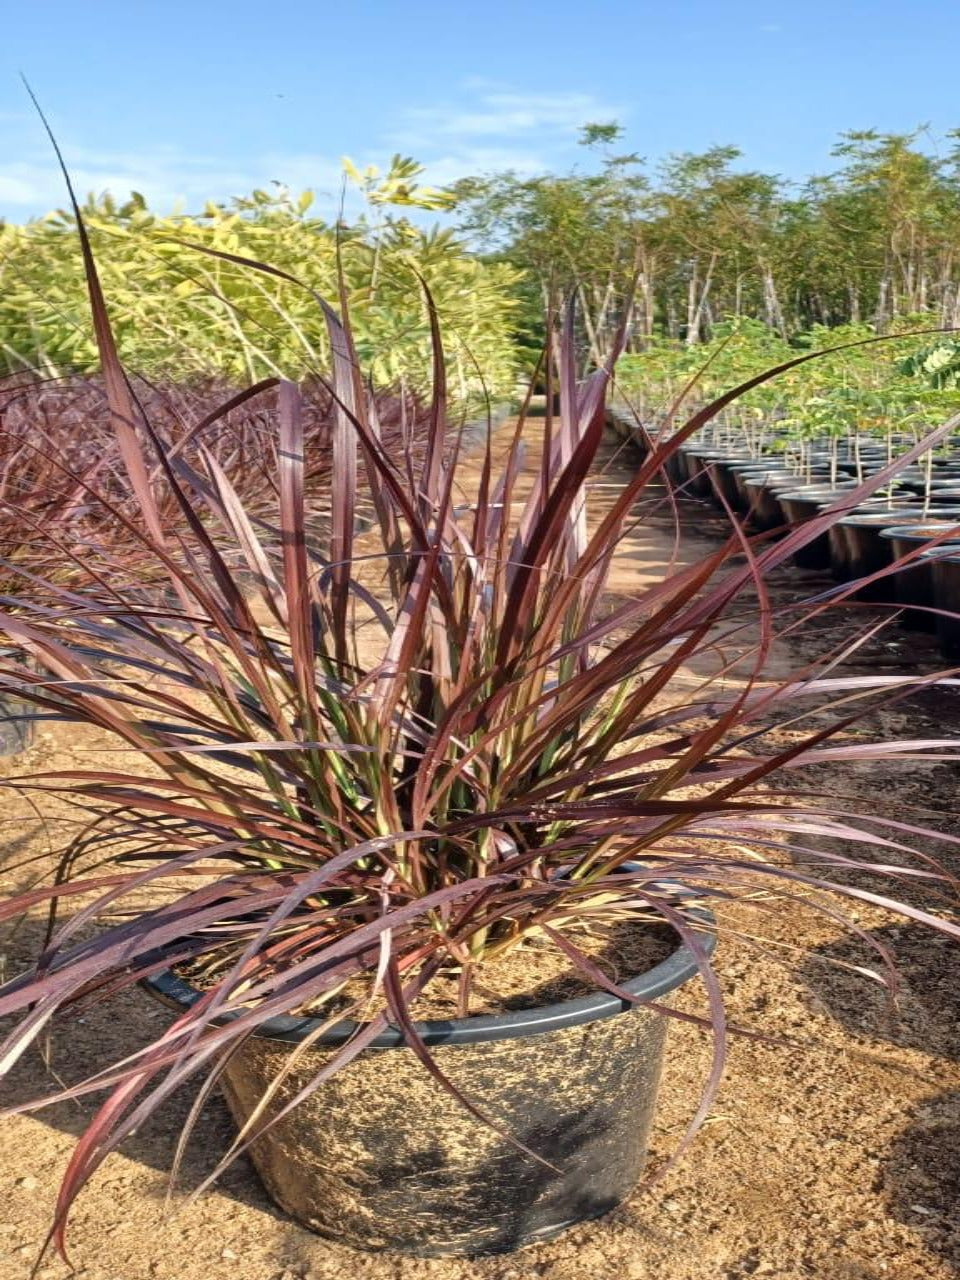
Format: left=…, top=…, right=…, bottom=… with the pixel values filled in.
left=777, top=488, right=860, bottom=500
left=142, top=905, right=716, bottom=1049
left=838, top=510, right=928, bottom=527
left=879, top=524, right=960, bottom=542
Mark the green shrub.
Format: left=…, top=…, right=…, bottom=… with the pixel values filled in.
left=0, top=183, right=522, bottom=412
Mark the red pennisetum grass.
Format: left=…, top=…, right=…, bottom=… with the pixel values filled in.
left=0, top=141, right=958, bottom=1265
left=0, top=372, right=433, bottom=598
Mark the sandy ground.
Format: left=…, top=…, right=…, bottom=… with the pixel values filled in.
left=1, top=426, right=959, bottom=1279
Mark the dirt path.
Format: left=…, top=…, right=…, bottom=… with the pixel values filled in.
left=1, top=423, right=959, bottom=1279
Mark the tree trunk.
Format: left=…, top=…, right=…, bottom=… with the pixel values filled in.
left=685, top=252, right=718, bottom=346
left=685, top=260, right=699, bottom=342
left=577, top=283, right=606, bottom=371
left=848, top=282, right=861, bottom=324
left=874, top=272, right=892, bottom=331
left=666, top=296, right=679, bottom=340
left=761, top=264, right=787, bottom=336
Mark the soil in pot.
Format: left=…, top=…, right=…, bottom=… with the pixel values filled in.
left=146, top=916, right=711, bottom=1257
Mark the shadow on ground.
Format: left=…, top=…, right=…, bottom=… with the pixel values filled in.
left=803, top=925, right=960, bottom=1276
left=884, top=1090, right=960, bottom=1273
left=0, top=917, right=276, bottom=1219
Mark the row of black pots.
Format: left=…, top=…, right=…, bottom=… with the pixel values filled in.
left=675, top=437, right=960, bottom=501
left=671, top=440, right=960, bottom=662
left=840, top=520, right=960, bottom=652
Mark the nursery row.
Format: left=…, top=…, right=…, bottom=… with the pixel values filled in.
left=614, top=319, right=960, bottom=474
left=0, top=372, right=432, bottom=595
left=655, top=429, right=960, bottom=661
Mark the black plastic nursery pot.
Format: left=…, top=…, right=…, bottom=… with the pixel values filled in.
left=879, top=525, right=960, bottom=630
left=832, top=508, right=927, bottom=593
left=685, top=452, right=728, bottom=498
left=741, top=475, right=795, bottom=530
left=663, top=445, right=726, bottom=495
left=932, top=553, right=960, bottom=660
left=662, top=448, right=687, bottom=487
left=0, top=648, right=36, bottom=756
left=706, top=459, right=752, bottom=510
left=145, top=919, right=714, bottom=1257
left=695, top=457, right=798, bottom=505
left=898, top=474, right=960, bottom=492
left=832, top=504, right=960, bottom=581
left=731, top=466, right=794, bottom=508
left=778, top=488, right=862, bottom=570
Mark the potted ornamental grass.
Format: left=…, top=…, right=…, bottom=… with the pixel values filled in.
left=1, top=184, right=960, bottom=1266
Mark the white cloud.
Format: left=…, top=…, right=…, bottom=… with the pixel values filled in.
left=381, top=84, right=624, bottom=187
left=0, top=83, right=622, bottom=219
left=403, top=90, right=623, bottom=139
left=0, top=144, right=351, bottom=217
left=0, top=172, right=42, bottom=204
left=421, top=146, right=551, bottom=182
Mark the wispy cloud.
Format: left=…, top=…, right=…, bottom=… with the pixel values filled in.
left=384, top=83, right=624, bottom=186
left=0, top=82, right=623, bottom=217
left=0, top=141, right=348, bottom=215
left=400, top=89, right=623, bottom=140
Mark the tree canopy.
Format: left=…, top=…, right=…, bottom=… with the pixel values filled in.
left=452, top=125, right=960, bottom=365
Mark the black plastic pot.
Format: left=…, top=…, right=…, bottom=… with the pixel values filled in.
left=879, top=525, right=960, bottom=630
left=685, top=451, right=733, bottom=498
left=731, top=465, right=792, bottom=503
left=832, top=508, right=926, bottom=593
left=0, top=648, right=36, bottom=756
left=778, top=488, right=862, bottom=570
left=662, top=447, right=687, bottom=487
left=897, top=476, right=960, bottom=497
left=741, top=475, right=796, bottom=530
left=145, top=914, right=713, bottom=1256
left=932, top=553, right=960, bottom=660
left=706, top=458, right=758, bottom=510
left=829, top=506, right=960, bottom=591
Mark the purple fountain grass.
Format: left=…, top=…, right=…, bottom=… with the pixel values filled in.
left=0, top=145, right=959, bottom=1263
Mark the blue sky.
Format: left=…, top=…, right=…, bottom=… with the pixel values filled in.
left=2, top=0, right=960, bottom=220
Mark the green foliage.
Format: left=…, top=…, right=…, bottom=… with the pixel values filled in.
left=452, top=136, right=647, bottom=369
left=615, top=317, right=960, bottom=447
left=341, top=153, right=458, bottom=211
left=899, top=337, right=960, bottom=388
left=455, top=123, right=960, bottom=359
left=0, top=173, right=520, bottom=410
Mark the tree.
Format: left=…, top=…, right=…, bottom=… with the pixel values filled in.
left=452, top=122, right=648, bottom=371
